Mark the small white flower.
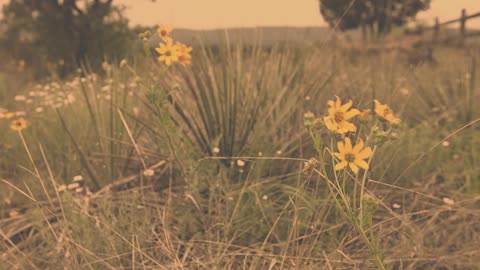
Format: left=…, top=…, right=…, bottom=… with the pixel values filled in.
left=101, top=85, right=111, bottom=92
left=67, top=182, right=80, bottom=190
left=442, top=141, right=450, bottom=147
left=133, top=107, right=140, bottom=116
left=442, top=197, right=455, bottom=206
left=14, top=95, right=26, bottom=101
left=67, top=94, right=76, bottom=104
left=143, top=169, right=155, bottom=177
left=237, top=160, right=245, bottom=167
left=399, top=88, right=410, bottom=96
left=73, top=175, right=83, bottom=182
left=392, top=203, right=401, bottom=209
left=212, top=147, right=220, bottom=154
left=37, top=91, right=47, bottom=97
left=262, top=195, right=268, bottom=200
left=276, top=150, right=282, bottom=155
left=57, top=185, right=67, bottom=192
left=51, top=82, right=60, bottom=89
left=258, top=152, right=263, bottom=156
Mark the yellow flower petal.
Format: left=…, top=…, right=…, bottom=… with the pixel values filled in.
left=337, top=141, right=345, bottom=153
left=353, top=139, right=365, bottom=154
left=344, top=108, right=360, bottom=120
left=324, top=116, right=337, bottom=131
left=335, top=96, right=341, bottom=108
left=344, top=137, right=352, bottom=152
left=374, top=99, right=400, bottom=124
left=327, top=107, right=335, bottom=116
left=334, top=160, right=348, bottom=171
left=349, top=162, right=359, bottom=174
left=333, top=152, right=344, bottom=160
left=356, top=147, right=372, bottom=160
left=340, top=121, right=357, bottom=133
left=339, top=100, right=353, bottom=112
left=354, top=159, right=369, bottom=170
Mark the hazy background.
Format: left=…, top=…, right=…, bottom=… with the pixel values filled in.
left=1, top=0, right=479, bottom=29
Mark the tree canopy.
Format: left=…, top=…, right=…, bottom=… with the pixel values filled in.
left=0, top=0, right=135, bottom=75
left=318, top=0, right=431, bottom=37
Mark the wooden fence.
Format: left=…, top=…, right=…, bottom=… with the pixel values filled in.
left=425, top=9, right=480, bottom=42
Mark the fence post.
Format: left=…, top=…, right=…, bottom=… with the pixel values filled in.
left=433, top=17, right=439, bottom=42
left=460, top=9, right=467, bottom=39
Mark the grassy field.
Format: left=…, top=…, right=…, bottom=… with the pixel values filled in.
left=0, top=30, right=480, bottom=269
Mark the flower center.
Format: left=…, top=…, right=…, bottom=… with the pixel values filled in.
left=160, top=30, right=167, bottom=37
left=383, top=108, right=392, bottom=117
left=345, top=153, right=355, bottom=163
left=334, top=112, right=344, bottom=123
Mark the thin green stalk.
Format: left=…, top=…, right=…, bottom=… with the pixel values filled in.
left=359, top=145, right=377, bottom=227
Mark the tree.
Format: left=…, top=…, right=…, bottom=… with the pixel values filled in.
left=0, top=0, right=134, bottom=75
left=318, top=0, right=431, bottom=38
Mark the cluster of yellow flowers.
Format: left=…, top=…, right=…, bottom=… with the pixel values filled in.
left=323, top=96, right=400, bottom=135
left=155, top=25, right=192, bottom=66
left=307, top=96, right=401, bottom=174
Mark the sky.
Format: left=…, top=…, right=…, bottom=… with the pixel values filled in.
left=0, top=0, right=479, bottom=29
left=119, top=0, right=480, bottom=29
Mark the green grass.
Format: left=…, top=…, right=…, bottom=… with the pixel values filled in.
left=1, top=39, right=480, bottom=269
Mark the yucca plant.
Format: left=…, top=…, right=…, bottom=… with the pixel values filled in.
left=163, top=37, right=332, bottom=166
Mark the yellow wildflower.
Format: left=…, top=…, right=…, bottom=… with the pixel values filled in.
left=333, top=137, right=372, bottom=174
left=374, top=99, right=400, bottom=124
left=10, top=117, right=27, bottom=131
left=0, top=112, right=15, bottom=119
left=157, top=24, right=173, bottom=43
left=324, top=96, right=360, bottom=134
left=175, top=42, right=192, bottom=66
left=155, top=41, right=179, bottom=66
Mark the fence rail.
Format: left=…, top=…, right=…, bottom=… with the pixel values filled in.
left=422, top=9, right=480, bottom=42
